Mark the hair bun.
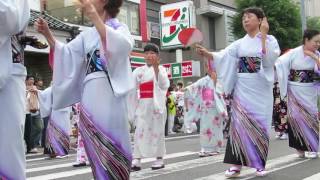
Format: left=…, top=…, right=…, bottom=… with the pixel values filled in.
left=104, top=0, right=123, bottom=18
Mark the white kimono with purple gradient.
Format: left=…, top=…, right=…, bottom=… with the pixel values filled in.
left=39, top=87, right=72, bottom=156
left=212, top=33, right=280, bottom=169
left=51, top=19, right=134, bottom=180
left=275, top=46, right=319, bottom=152
left=0, top=1, right=29, bottom=179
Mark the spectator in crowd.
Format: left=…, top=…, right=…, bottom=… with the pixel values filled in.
left=25, top=75, right=43, bottom=153
left=167, top=86, right=176, bottom=134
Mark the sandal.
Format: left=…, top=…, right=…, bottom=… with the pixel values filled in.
left=225, top=167, right=241, bottom=178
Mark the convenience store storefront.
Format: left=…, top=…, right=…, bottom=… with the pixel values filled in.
left=130, top=52, right=201, bottom=82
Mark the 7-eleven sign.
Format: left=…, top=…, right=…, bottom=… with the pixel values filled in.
left=160, top=1, right=194, bottom=49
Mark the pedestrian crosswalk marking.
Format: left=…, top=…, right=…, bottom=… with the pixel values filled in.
left=26, top=154, right=76, bottom=162
left=26, top=151, right=320, bottom=180
left=141, top=151, right=197, bottom=163
left=194, top=154, right=310, bottom=180
left=27, top=158, right=71, bottom=168
left=166, top=134, right=199, bottom=141
left=27, top=162, right=74, bottom=173
left=303, top=172, right=320, bottom=180
left=131, top=154, right=225, bottom=179
left=27, top=168, right=92, bottom=180
left=26, top=151, right=198, bottom=179
left=242, top=158, right=309, bottom=180
left=26, top=151, right=196, bottom=174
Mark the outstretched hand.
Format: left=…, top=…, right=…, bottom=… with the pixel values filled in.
left=34, top=18, right=50, bottom=37
left=195, top=44, right=213, bottom=60
left=76, top=0, right=97, bottom=19
left=34, top=18, right=55, bottom=47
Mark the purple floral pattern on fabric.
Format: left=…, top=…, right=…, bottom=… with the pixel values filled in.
left=289, top=69, right=316, bottom=83
left=238, top=57, right=261, bottom=73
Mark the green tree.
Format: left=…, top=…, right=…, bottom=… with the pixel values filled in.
left=232, top=0, right=302, bottom=50
left=307, top=17, right=320, bottom=30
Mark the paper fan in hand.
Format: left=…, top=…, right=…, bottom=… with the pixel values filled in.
left=178, top=28, right=203, bottom=47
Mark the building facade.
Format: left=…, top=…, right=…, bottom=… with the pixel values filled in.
left=26, top=0, right=236, bottom=86
left=298, top=0, right=320, bottom=17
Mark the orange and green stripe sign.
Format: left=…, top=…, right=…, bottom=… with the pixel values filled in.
left=130, top=52, right=145, bottom=68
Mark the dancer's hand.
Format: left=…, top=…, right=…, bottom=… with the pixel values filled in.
left=304, top=50, right=320, bottom=68
left=260, top=17, right=269, bottom=54
left=76, top=0, right=98, bottom=21
left=34, top=18, right=55, bottom=47
left=34, top=18, right=49, bottom=37
left=195, top=44, right=213, bottom=59
left=151, top=56, right=160, bottom=74
left=76, top=0, right=106, bottom=49
left=304, top=50, right=319, bottom=60
left=260, top=17, right=269, bottom=36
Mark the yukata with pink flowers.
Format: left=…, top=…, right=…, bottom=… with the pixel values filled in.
left=130, top=65, right=170, bottom=159
left=186, top=76, right=227, bottom=154
left=184, top=86, right=202, bottom=133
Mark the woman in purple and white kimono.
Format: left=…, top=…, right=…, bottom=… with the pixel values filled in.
left=0, top=0, right=29, bottom=179
left=39, top=86, right=72, bottom=158
left=196, top=7, right=280, bottom=177
left=35, top=0, right=134, bottom=179
left=275, top=29, right=320, bottom=159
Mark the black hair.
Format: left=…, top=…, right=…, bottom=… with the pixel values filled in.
left=177, top=81, right=184, bottom=87
left=104, top=0, right=123, bottom=18
left=241, top=7, right=265, bottom=20
left=144, top=43, right=159, bottom=54
left=303, top=29, right=320, bottom=44
left=168, top=86, right=174, bottom=92
left=26, top=75, right=35, bottom=80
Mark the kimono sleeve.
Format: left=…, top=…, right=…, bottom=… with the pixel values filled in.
left=214, top=82, right=228, bottom=120
left=0, top=0, right=29, bottom=89
left=0, top=0, right=29, bottom=37
left=101, top=24, right=135, bottom=97
left=275, top=49, right=294, bottom=99
left=126, top=68, right=140, bottom=124
left=185, top=77, right=204, bottom=96
left=314, top=51, right=320, bottom=75
left=52, top=32, right=87, bottom=110
left=211, top=40, right=241, bottom=95
left=155, top=66, right=170, bottom=91
left=38, top=87, right=53, bottom=118
left=260, top=35, right=281, bottom=82
left=153, top=66, right=169, bottom=114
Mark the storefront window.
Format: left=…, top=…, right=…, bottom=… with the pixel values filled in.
left=45, top=0, right=140, bottom=35
left=120, top=1, right=141, bottom=36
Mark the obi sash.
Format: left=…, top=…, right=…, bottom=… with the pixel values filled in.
left=11, top=35, right=24, bottom=64
left=139, top=81, right=154, bottom=99
left=86, top=48, right=114, bottom=93
left=238, top=57, right=261, bottom=73
left=289, top=69, right=319, bottom=83
left=86, top=49, right=105, bottom=75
